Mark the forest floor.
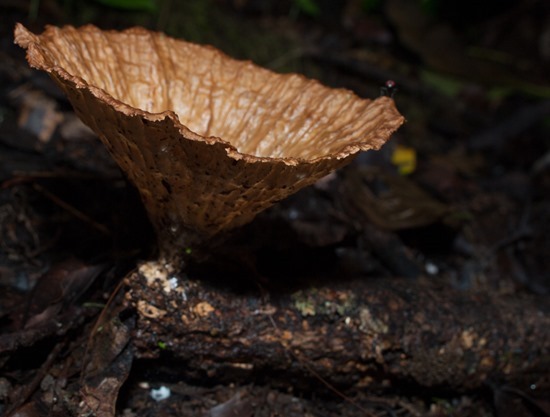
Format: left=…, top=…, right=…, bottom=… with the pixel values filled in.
left=0, top=1, right=549, bottom=416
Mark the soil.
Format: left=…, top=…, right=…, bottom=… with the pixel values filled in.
left=1, top=1, right=549, bottom=416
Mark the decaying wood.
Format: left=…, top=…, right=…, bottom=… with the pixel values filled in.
left=125, top=265, right=549, bottom=392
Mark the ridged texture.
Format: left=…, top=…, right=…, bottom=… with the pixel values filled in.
left=15, top=23, right=405, bottom=259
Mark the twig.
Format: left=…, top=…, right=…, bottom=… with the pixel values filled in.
left=32, top=183, right=111, bottom=236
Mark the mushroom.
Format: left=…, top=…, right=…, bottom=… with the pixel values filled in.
left=14, top=23, right=404, bottom=269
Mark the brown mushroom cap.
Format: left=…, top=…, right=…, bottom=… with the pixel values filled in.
left=14, top=23, right=404, bottom=262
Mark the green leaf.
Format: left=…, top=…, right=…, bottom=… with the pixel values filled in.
left=420, top=70, right=464, bottom=97
left=361, top=0, right=381, bottom=13
left=293, top=0, right=320, bottom=17
left=94, top=0, right=157, bottom=12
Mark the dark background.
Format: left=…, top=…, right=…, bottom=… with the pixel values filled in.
left=0, top=0, right=549, bottom=416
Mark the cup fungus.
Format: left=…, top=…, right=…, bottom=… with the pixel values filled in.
left=14, top=23, right=404, bottom=267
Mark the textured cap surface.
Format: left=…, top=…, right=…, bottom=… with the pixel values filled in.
left=14, top=23, right=404, bottom=259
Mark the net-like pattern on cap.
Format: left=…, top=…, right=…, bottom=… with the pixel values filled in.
left=15, top=23, right=404, bottom=261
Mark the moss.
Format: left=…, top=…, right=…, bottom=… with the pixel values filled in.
left=291, top=288, right=357, bottom=318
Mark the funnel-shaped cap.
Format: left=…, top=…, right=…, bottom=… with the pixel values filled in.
left=15, top=24, right=404, bottom=261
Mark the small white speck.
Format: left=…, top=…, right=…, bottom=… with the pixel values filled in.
left=287, top=209, right=300, bottom=220
left=168, top=277, right=179, bottom=290
left=344, top=317, right=351, bottom=325
left=150, top=386, right=171, bottom=401
left=530, top=384, right=537, bottom=390
left=425, top=261, right=439, bottom=275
